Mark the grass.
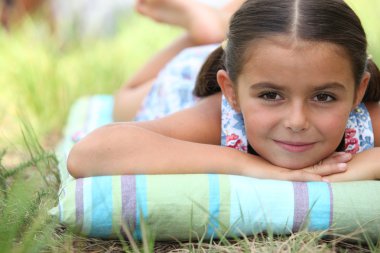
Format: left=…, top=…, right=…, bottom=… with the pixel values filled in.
left=0, top=13, right=179, bottom=148
left=0, top=1, right=380, bottom=252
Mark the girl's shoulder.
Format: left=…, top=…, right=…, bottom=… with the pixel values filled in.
left=136, top=93, right=222, bottom=145
left=365, top=102, right=380, bottom=146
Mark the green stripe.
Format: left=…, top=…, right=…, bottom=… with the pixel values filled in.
left=146, top=174, right=210, bottom=240
left=111, top=176, right=122, bottom=237
left=218, top=175, right=231, bottom=235
left=331, top=181, right=380, bottom=241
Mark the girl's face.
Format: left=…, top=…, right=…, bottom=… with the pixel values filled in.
left=218, top=36, right=369, bottom=169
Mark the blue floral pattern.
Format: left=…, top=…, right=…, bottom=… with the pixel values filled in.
left=221, top=96, right=247, bottom=151
left=345, top=103, right=375, bottom=153
left=134, top=44, right=218, bottom=121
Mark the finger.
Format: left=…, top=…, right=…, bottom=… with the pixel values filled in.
left=322, top=152, right=352, bottom=164
left=282, top=170, right=323, bottom=182
left=330, top=151, right=346, bottom=157
left=304, top=163, right=347, bottom=176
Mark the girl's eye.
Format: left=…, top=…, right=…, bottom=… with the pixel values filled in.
left=259, top=92, right=282, bottom=101
left=313, top=93, right=335, bottom=102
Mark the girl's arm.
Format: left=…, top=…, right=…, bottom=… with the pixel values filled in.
left=68, top=94, right=348, bottom=181
left=68, top=94, right=222, bottom=177
left=323, top=102, right=380, bottom=182
left=69, top=94, right=275, bottom=178
left=121, top=34, right=194, bottom=89
left=322, top=147, right=380, bottom=181
left=67, top=127, right=328, bottom=182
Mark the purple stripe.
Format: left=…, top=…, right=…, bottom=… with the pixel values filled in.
left=328, top=183, right=333, bottom=227
left=75, top=179, right=84, bottom=230
left=120, top=176, right=136, bottom=237
left=292, top=182, right=309, bottom=232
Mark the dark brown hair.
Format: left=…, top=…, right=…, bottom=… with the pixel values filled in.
left=193, top=0, right=380, bottom=102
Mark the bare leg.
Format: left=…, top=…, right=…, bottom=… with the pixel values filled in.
left=113, top=34, right=193, bottom=122
left=113, top=0, right=244, bottom=122
left=113, top=79, right=155, bottom=121
left=136, top=0, right=228, bottom=45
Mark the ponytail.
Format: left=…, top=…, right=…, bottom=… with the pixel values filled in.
left=363, top=59, right=380, bottom=102
left=193, top=46, right=225, bottom=97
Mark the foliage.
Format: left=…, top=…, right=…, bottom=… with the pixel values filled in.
left=0, top=1, right=379, bottom=252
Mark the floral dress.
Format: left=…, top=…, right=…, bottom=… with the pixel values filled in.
left=134, top=44, right=218, bottom=121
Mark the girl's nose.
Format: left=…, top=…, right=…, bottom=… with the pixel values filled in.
left=284, top=103, right=310, bottom=132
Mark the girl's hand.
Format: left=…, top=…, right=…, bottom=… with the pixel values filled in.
left=302, top=152, right=352, bottom=177
left=240, top=152, right=352, bottom=182
left=322, top=148, right=380, bottom=182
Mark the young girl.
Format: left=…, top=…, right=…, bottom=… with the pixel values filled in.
left=68, top=0, right=380, bottom=182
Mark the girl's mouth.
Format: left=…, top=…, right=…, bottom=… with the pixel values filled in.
left=274, top=140, right=316, bottom=153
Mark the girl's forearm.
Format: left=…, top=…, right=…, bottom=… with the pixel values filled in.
left=67, top=122, right=345, bottom=181
left=322, top=147, right=380, bottom=182
left=67, top=123, right=253, bottom=178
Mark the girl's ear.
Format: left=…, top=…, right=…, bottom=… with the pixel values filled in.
left=217, top=70, right=241, bottom=112
left=353, top=71, right=370, bottom=108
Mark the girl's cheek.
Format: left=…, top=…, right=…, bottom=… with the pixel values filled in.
left=312, top=114, right=347, bottom=148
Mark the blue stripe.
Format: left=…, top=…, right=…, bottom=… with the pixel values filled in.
left=134, top=175, right=148, bottom=240
left=229, top=176, right=294, bottom=234
left=307, top=182, right=331, bottom=230
left=89, top=176, right=113, bottom=237
left=207, top=174, right=220, bottom=238
left=97, top=95, right=114, bottom=126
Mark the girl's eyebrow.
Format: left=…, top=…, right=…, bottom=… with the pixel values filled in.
left=312, top=82, right=347, bottom=91
left=249, top=82, right=347, bottom=91
left=249, top=82, right=285, bottom=91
